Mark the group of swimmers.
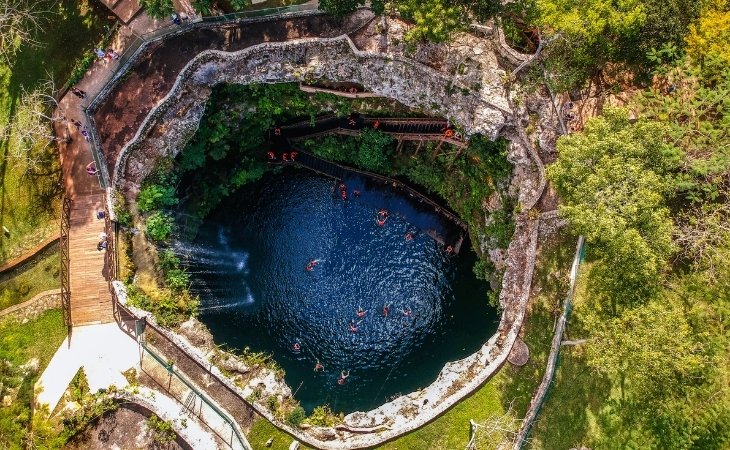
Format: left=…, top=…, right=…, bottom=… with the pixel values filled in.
left=349, top=304, right=413, bottom=332
left=291, top=342, right=351, bottom=385
left=267, top=151, right=298, bottom=162
left=290, top=302, right=415, bottom=385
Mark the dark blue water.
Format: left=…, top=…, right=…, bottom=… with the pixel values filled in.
left=179, top=168, right=497, bottom=413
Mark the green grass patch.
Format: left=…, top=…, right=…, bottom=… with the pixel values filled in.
left=0, top=251, right=60, bottom=310
left=0, top=308, right=67, bottom=368
left=0, top=0, right=114, bottom=265
left=247, top=418, right=312, bottom=450
left=526, top=262, right=625, bottom=449
left=0, top=309, right=67, bottom=449
left=379, top=381, right=507, bottom=450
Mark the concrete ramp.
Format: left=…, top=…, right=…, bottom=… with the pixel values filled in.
left=35, top=323, right=139, bottom=414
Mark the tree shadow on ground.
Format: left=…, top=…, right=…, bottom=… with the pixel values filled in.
left=0, top=0, right=112, bottom=262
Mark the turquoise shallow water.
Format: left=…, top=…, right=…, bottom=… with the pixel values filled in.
left=178, top=168, right=498, bottom=413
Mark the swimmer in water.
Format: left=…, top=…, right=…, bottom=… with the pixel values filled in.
left=305, top=260, right=318, bottom=271
left=349, top=320, right=358, bottom=333
left=402, top=307, right=412, bottom=317
left=405, top=231, right=414, bottom=241
left=314, top=359, right=324, bottom=372
left=357, top=307, right=366, bottom=318
left=445, top=245, right=454, bottom=255
left=383, top=305, right=390, bottom=317
left=338, top=370, right=350, bottom=385
left=353, top=189, right=360, bottom=197
left=292, top=342, right=301, bottom=351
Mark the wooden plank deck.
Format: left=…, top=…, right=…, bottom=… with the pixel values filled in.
left=68, top=194, right=114, bottom=326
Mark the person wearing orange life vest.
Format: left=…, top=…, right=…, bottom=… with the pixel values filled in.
left=338, top=370, right=350, bottom=385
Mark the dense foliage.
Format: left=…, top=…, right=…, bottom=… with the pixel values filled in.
left=545, top=3, right=730, bottom=443
left=139, top=0, right=174, bottom=19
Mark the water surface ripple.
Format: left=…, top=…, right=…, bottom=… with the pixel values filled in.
left=178, top=169, right=498, bottom=413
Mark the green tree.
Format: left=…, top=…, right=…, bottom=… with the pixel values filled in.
left=638, top=61, right=730, bottom=201
left=397, top=0, right=464, bottom=43
left=145, top=212, right=173, bottom=242
left=357, top=129, right=394, bottom=172
left=527, top=0, right=700, bottom=88
left=137, top=183, right=178, bottom=213
left=547, top=108, right=681, bottom=307
left=319, top=0, right=385, bottom=17
left=139, top=0, right=174, bottom=19
left=586, top=299, right=704, bottom=403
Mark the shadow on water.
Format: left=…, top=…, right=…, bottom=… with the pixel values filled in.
left=175, top=169, right=499, bottom=413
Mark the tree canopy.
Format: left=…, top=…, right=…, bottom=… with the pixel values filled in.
left=547, top=108, right=680, bottom=307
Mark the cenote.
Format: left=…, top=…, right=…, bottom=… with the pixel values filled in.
left=177, top=167, right=498, bottom=413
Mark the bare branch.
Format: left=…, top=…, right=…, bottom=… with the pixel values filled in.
left=0, top=0, right=49, bottom=64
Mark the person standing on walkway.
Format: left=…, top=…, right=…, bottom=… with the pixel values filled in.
left=70, top=87, right=87, bottom=99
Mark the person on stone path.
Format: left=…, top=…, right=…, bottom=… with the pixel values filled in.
left=70, top=87, right=86, bottom=99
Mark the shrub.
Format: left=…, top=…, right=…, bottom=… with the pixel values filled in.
left=125, top=284, right=198, bottom=327
left=139, top=0, right=174, bottom=19
left=146, top=415, right=176, bottom=443
left=357, top=129, right=394, bottom=172
left=165, top=268, right=190, bottom=292
left=137, top=183, right=178, bottom=213
left=146, top=212, right=173, bottom=242
left=287, top=406, right=306, bottom=426
left=69, top=369, right=90, bottom=403
left=307, top=405, right=341, bottom=427
left=265, top=395, right=278, bottom=413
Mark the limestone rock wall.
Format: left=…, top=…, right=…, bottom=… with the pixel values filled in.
left=105, top=27, right=552, bottom=450
left=0, top=290, right=62, bottom=324
left=116, top=36, right=513, bottom=193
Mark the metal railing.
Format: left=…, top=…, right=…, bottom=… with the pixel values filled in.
left=512, top=235, right=586, bottom=449
left=113, top=300, right=253, bottom=450
left=140, top=330, right=250, bottom=450
left=60, top=196, right=72, bottom=327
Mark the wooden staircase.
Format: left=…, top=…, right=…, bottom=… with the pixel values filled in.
left=68, top=194, right=114, bottom=325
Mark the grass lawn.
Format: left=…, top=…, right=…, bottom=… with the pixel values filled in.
left=0, top=0, right=114, bottom=265
left=0, top=308, right=67, bottom=449
left=248, top=417, right=313, bottom=450
left=525, top=258, right=654, bottom=449
left=0, top=251, right=60, bottom=310
left=246, top=234, right=576, bottom=450
left=0, top=308, right=67, bottom=369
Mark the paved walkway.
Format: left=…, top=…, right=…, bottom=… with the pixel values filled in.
left=35, top=323, right=139, bottom=413
left=39, top=8, right=171, bottom=413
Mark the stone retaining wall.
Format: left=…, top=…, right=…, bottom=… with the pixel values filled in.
left=0, top=289, right=62, bottom=324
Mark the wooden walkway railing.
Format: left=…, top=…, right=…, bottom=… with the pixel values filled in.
left=60, top=197, right=72, bottom=327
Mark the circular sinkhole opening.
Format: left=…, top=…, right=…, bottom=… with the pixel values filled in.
left=176, top=168, right=498, bottom=413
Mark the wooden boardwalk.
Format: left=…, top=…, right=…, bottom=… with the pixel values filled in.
left=68, top=194, right=114, bottom=326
